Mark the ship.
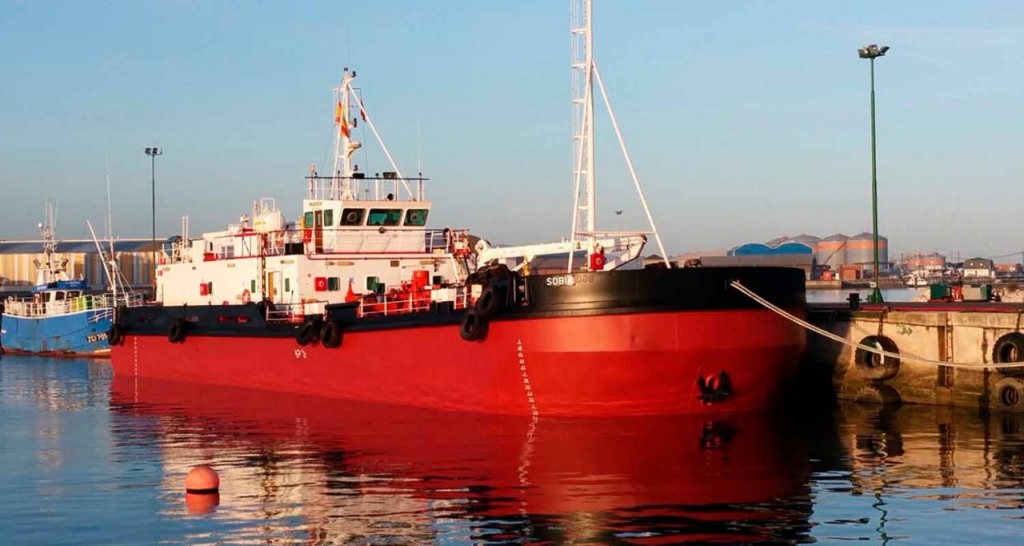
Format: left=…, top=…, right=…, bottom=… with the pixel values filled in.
left=1, top=204, right=144, bottom=357
left=108, top=1, right=807, bottom=416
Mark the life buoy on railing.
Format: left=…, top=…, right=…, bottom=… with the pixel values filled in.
left=241, top=289, right=251, bottom=304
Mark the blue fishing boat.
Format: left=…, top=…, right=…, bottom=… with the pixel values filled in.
left=1, top=209, right=142, bottom=357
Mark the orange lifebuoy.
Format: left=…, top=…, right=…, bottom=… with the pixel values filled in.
left=241, top=289, right=251, bottom=304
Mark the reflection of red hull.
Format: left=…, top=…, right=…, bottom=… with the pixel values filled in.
left=112, top=308, right=804, bottom=417
left=109, top=374, right=811, bottom=521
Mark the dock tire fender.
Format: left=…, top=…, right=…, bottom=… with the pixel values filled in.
left=995, top=377, right=1024, bottom=411
left=854, top=335, right=900, bottom=382
left=168, top=318, right=187, bottom=343
left=460, top=309, right=488, bottom=342
left=107, top=323, right=124, bottom=346
left=852, top=383, right=903, bottom=407
left=993, top=332, right=1024, bottom=377
left=475, top=285, right=503, bottom=320
left=320, top=321, right=343, bottom=349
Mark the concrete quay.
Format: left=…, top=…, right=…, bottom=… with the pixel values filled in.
left=802, top=301, right=1024, bottom=412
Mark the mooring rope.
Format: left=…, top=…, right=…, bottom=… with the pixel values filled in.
left=730, top=280, right=1024, bottom=370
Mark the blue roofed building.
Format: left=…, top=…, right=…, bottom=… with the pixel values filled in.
left=694, top=240, right=817, bottom=279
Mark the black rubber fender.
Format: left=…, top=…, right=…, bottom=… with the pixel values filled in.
left=297, top=320, right=319, bottom=346
left=475, top=285, right=503, bottom=320
left=993, top=332, right=1024, bottom=378
left=320, top=321, right=343, bottom=349
left=995, top=377, right=1024, bottom=412
left=168, top=318, right=187, bottom=343
left=107, top=323, right=124, bottom=346
left=852, top=383, right=903, bottom=407
left=460, top=309, right=488, bottom=342
left=853, top=335, right=901, bottom=382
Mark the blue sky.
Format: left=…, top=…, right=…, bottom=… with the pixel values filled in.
left=1, top=1, right=1023, bottom=259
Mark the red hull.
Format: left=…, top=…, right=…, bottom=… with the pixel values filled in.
left=111, top=309, right=805, bottom=417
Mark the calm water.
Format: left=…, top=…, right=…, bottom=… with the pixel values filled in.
left=3, top=356, right=1024, bottom=544
left=807, top=287, right=926, bottom=303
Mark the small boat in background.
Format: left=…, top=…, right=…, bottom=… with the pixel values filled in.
left=1, top=203, right=143, bottom=357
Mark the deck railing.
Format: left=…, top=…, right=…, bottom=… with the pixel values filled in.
left=262, top=287, right=471, bottom=323
left=2, top=292, right=146, bottom=319
left=170, top=227, right=472, bottom=264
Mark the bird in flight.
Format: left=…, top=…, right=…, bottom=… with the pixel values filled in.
left=614, top=210, right=623, bottom=215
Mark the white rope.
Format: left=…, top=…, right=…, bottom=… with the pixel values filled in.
left=730, top=280, right=1024, bottom=370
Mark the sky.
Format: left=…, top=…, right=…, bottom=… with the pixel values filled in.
left=1, top=0, right=1023, bottom=260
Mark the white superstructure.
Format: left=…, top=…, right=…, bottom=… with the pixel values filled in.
left=155, top=70, right=476, bottom=316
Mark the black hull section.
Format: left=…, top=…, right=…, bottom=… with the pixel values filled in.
left=115, top=266, right=805, bottom=340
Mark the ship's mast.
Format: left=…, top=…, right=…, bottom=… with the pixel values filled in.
left=34, top=200, right=68, bottom=285
left=326, top=68, right=412, bottom=201
left=332, top=69, right=358, bottom=200
left=570, top=0, right=595, bottom=246
left=567, top=0, right=671, bottom=270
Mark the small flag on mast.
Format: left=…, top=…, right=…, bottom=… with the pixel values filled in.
left=335, top=101, right=342, bottom=124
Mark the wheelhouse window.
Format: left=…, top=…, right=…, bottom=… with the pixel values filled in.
left=367, top=208, right=402, bottom=226
left=324, top=209, right=334, bottom=227
left=340, top=208, right=365, bottom=226
left=404, top=208, right=429, bottom=226
left=303, top=211, right=314, bottom=228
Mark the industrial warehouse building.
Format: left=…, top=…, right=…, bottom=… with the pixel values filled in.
left=670, top=232, right=893, bottom=281
left=0, top=238, right=160, bottom=292
left=710, top=241, right=815, bottom=279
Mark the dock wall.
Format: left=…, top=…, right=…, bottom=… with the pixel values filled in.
left=804, top=304, right=1024, bottom=411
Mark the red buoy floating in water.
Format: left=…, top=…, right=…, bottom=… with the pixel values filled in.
left=184, top=465, right=220, bottom=514
left=185, top=464, right=220, bottom=494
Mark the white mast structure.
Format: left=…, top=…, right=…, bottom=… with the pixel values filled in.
left=566, top=0, right=670, bottom=271
left=326, top=68, right=413, bottom=201
left=472, top=0, right=667, bottom=273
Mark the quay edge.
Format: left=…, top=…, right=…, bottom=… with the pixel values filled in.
left=803, top=302, right=1024, bottom=412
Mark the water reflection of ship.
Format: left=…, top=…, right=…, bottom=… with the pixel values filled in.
left=110, top=375, right=817, bottom=544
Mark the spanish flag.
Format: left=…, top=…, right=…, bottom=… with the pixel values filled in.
left=335, top=101, right=350, bottom=138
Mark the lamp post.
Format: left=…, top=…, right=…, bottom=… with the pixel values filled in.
left=858, top=44, right=889, bottom=304
left=145, top=147, right=162, bottom=293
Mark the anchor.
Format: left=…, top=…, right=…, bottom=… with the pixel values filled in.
left=697, top=370, right=733, bottom=405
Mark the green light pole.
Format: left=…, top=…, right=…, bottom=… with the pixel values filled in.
left=859, top=44, right=889, bottom=303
